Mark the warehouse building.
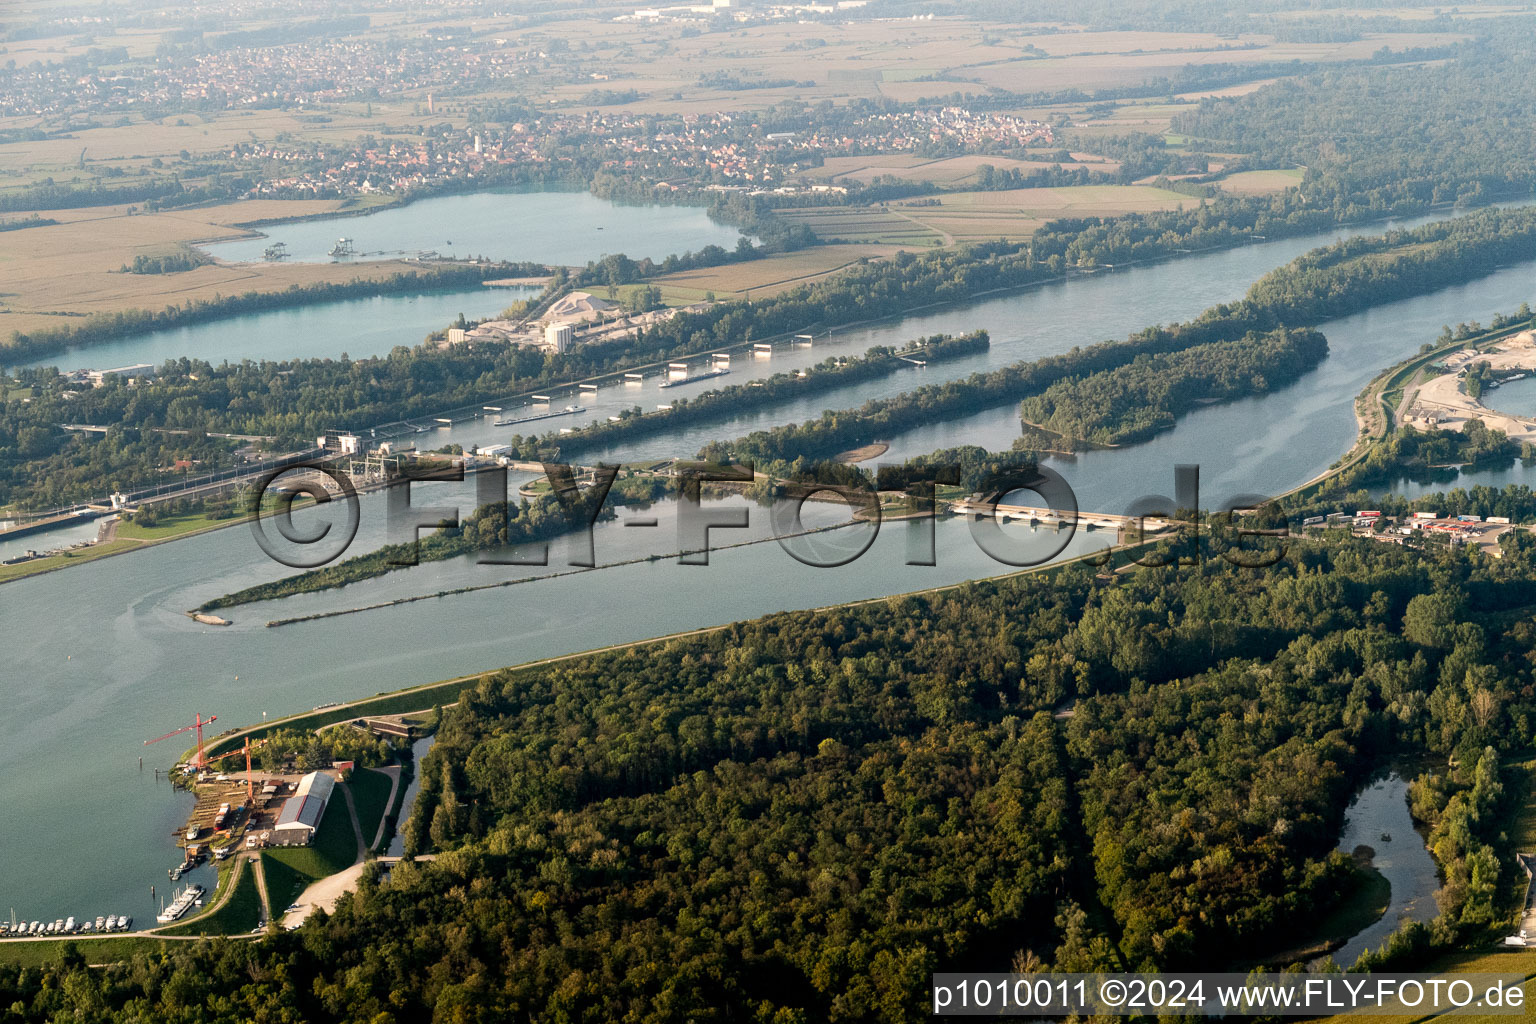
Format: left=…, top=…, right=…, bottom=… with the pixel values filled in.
left=269, top=771, right=335, bottom=847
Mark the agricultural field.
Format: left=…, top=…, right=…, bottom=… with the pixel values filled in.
left=878, top=30, right=1465, bottom=102
left=802, top=152, right=1123, bottom=186
left=0, top=199, right=431, bottom=339
left=0, top=109, right=422, bottom=176
left=773, top=184, right=1196, bottom=249
left=1218, top=168, right=1307, bottom=194
left=771, top=206, right=943, bottom=246
left=1262, top=3, right=1529, bottom=21
left=887, top=184, right=1197, bottom=243
left=646, top=243, right=906, bottom=302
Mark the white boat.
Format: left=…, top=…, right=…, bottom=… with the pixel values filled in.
left=119, top=916, right=131, bottom=931
left=95, top=916, right=104, bottom=930
left=156, top=885, right=204, bottom=924
left=64, top=917, right=75, bottom=932
left=104, top=915, right=116, bottom=930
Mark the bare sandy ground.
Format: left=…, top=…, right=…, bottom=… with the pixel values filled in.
left=1404, top=331, right=1536, bottom=441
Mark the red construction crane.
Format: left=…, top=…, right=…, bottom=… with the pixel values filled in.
left=144, top=713, right=217, bottom=769
left=202, top=737, right=265, bottom=805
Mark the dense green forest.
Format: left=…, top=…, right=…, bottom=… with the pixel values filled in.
left=1018, top=328, right=1328, bottom=446
left=1172, top=35, right=1536, bottom=213
left=7, top=534, right=1536, bottom=1019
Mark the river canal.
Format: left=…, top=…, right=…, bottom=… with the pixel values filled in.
left=2, top=194, right=1533, bottom=940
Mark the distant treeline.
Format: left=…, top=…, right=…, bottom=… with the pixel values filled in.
left=0, top=215, right=58, bottom=232
left=122, top=251, right=211, bottom=275
left=0, top=179, right=187, bottom=213
left=1172, top=35, right=1536, bottom=213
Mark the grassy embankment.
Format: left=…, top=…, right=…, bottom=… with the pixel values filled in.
left=348, top=769, right=395, bottom=852
left=260, top=791, right=360, bottom=917
left=0, top=937, right=182, bottom=968
left=0, top=495, right=326, bottom=586
left=159, top=858, right=263, bottom=937
left=0, top=864, right=261, bottom=964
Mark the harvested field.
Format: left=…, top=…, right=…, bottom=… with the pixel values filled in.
left=802, top=153, right=1122, bottom=186
left=0, top=199, right=439, bottom=339
left=1217, top=168, right=1306, bottom=194
left=773, top=207, right=943, bottom=246
left=648, top=244, right=906, bottom=301
left=887, top=184, right=1195, bottom=241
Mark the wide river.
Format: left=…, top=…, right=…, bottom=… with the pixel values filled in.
left=2, top=194, right=1533, bottom=935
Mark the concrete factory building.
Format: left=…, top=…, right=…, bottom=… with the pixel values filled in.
left=269, top=771, right=335, bottom=846
left=544, top=322, right=574, bottom=353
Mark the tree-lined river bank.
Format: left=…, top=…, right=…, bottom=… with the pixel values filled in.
left=4, top=192, right=1533, bottom=949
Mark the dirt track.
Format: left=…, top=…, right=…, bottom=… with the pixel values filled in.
left=1404, top=331, right=1536, bottom=441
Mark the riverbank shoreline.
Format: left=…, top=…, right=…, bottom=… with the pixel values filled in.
left=199, top=528, right=1154, bottom=765
left=1281, top=317, right=1536, bottom=506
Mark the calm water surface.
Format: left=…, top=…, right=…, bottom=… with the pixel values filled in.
left=1327, top=774, right=1441, bottom=969
left=200, top=190, right=749, bottom=265
left=21, top=287, right=538, bottom=373
left=3, top=198, right=1533, bottom=932
left=385, top=737, right=435, bottom=859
